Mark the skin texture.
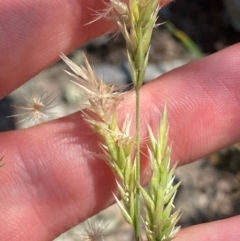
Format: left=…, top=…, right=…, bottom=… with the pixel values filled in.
left=0, top=0, right=240, bottom=240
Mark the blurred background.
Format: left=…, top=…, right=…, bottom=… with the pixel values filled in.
left=1, top=0, right=240, bottom=240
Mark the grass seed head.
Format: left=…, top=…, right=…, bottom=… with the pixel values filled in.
left=61, top=53, right=124, bottom=118
left=87, top=0, right=129, bottom=25
left=80, top=217, right=111, bottom=241
left=9, top=89, right=59, bottom=127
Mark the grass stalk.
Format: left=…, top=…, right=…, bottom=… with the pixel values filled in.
left=62, top=1, right=181, bottom=240
left=135, top=87, right=141, bottom=240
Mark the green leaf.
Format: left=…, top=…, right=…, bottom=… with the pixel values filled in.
left=165, top=22, right=204, bottom=59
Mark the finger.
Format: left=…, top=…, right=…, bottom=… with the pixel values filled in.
left=1, top=44, right=240, bottom=240
left=0, top=0, right=170, bottom=98
left=175, top=216, right=240, bottom=241
left=139, top=43, right=240, bottom=165
left=0, top=0, right=112, bottom=98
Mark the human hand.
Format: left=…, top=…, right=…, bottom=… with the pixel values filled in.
left=1, top=0, right=240, bottom=240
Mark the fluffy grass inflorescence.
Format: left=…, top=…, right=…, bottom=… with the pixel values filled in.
left=62, top=1, right=180, bottom=241
left=9, top=88, right=59, bottom=127
left=80, top=217, right=111, bottom=241
left=62, top=53, right=137, bottom=227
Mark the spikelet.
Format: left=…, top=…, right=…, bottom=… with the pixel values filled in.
left=87, top=0, right=129, bottom=25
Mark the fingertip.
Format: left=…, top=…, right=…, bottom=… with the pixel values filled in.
left=0, top=0, right=114, bottom=97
